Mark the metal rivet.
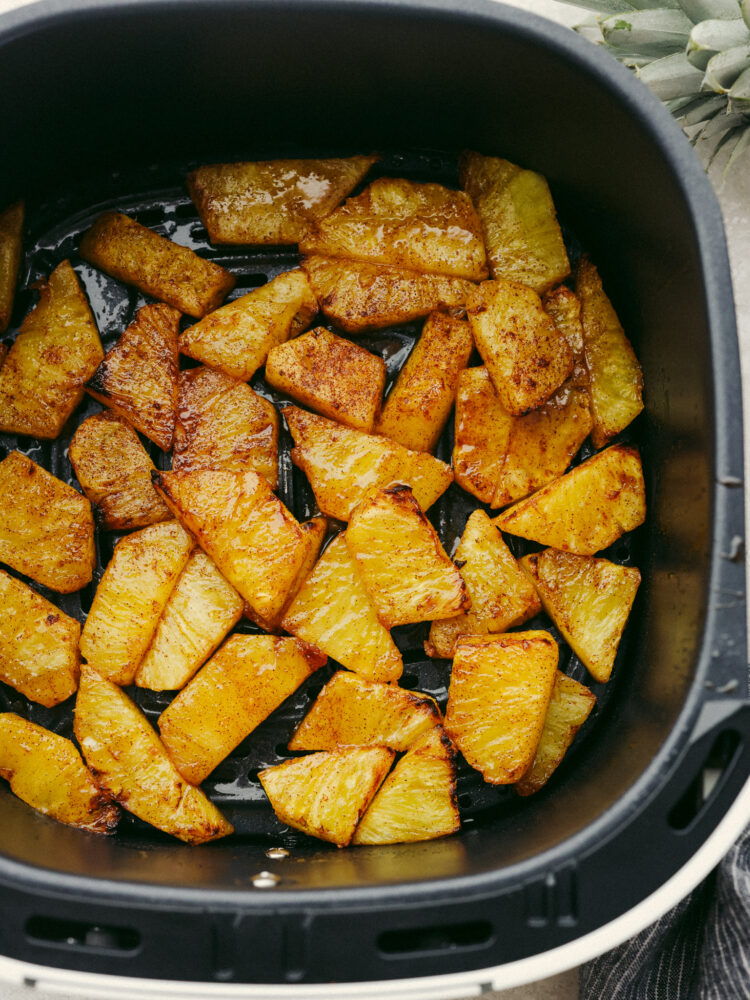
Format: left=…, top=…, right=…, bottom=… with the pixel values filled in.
left=717, top=679, right=740, bottom=694
left=265, top=847, right=289, bottom=860
left=252, top=871, right=280, bottom=888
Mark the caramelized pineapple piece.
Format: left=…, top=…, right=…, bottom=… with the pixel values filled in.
left=285, top=406, right=453, bottom=521
left=427, top=510, right=540, bottom=659
left=266, top=327, right=385, bottom=432
left=453, top=367, right=513, bottom=504
left=0, top=200, right=23, bottom=334
left=460, top=152, right=570, bottom=294
left=152, top=468, right=310, bottom=624
left=576, top=256, right=644, bottom=448
left=0, top=713, right=119, bottom=833
left=520, top=548, right=641, bottom=683
left=79, top=211, right=235, bottom=318
left=86, top=302, right=180, bottom=451
left=80, top=521, right=193, bottom=686
left=135, top=551, right=244, bottom=691
left=69, top=411, right=171, bottom=530
left=159, top=635, right=325, bottom=785
left=452, top=365, right=590, bottom=507
left=179, top=269, right=317, bottom=382
left=173, top=366, right=279, bottom=488
left=493, top=283, right=591, bottom=502
left=516, top=672, right=596, bottom=796
left=74, top=667, right=232, bottom=844
left=353, top=727, right=459, bottom=845
left=300, top=178, right=488, bottom=280
left=543, top=285, right=589, bottom=390
left=345, top=485, right=469, bottom=628
left=281, top=535, right=403, bottom=684
left=302, top=255, right=474, bottom=334
left=0, top=451, right=95, bottom=593
left=259, top=745, right=394, bottom=846
left=187, top=155, right=378, bottom=244
left=467, top=279, right=573, bottom=415
left=494, top=444, right=646, bottom=555
left=289, top=671, right=441, bottom=752
left=248, top=515, right=328, bottom=632
left=0, top=569, right=80, bottom=706
left=0, top=260, right=103, bottom=439
left=493, top=380, right=592, bottom=507
left=445, top=632, right=558, bottom=784
left=374, top=312, right=474, bottom=452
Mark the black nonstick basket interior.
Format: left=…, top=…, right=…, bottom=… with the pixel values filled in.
left=0, top=0, right=746, bottom=987
left=0, top=148, right=644, bottom=847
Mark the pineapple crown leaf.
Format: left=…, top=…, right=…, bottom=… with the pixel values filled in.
left=566, top=0, right=750, bottom=168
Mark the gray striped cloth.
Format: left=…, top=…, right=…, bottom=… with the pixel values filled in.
left=580, top=826, right=750, bottom=998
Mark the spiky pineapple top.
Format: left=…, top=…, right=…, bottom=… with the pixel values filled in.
left=564, top=0, right=750, bottom=167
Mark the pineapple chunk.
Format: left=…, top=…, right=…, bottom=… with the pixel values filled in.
left=452, top=366, right=590, bottom=507
left=516, top=671, right=596, bottom=796
left=281, top=535, right=403, bottom=684
left=285, top=405, right=453, bottom=521
left=86, top=302, right=180, bottom=451
left=79, top=211, right=235, bottom=318
left=520, top=548, right=641, bottom=683
left=0, top=200, right=23, bottom=334
left=259, top=745, right=394, bottom=846
left=491, top=262, right=591, bottom=505
left=445, top=632, right=558, bottom=784
left=152, top=468, right=310, bottom=624
left=289, top=671, right=441, bottom=752
left=0, top=569, right=80, bottom=706
left=467, top=279, right=573, bottom=415
left=266, top=327, right=385, bottom=432
left=493, top=380, right=592, bottom=507
left=459, top=152, right=570, bottom=294
left=300, top=178, right=488, bottom=280
left=0, top=451, right=95, bottom=593
left=353, top=727, right=459, bottom=845
left=494, top=444, right=646, bottom=555
left=79, top=521, right=193, bottom=686
left=69, top=411, right=171, bottom=530
left=173, top=366, right=279, bottom=488
left=74, top=667, right=232, bottom=844
left=179, top=269, right=317, bottom=382
left=427, top=510, right=540, bottom=659
left=135, top=551, right=244, bottom=691
left=0, top=260, right=103, bottom=439
left=345, top=485, right=469, bottom=628
left=302, top=255, right=474, bottom=334
left=187, top=155, right=378, bottom=244
left=543, top=285, right=589, bottom=389
left=159, top=635, right=325, bottom=785
left=252, top=515, right=328, bottom=632
left=453, top=367, right=513, bottom=505
left=374, top=312, right=474, bottom=452
left=0, top=713, right=119, bottom=833
left=576, top=256, right=644, bottom=448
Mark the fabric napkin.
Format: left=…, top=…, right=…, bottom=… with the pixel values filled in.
left=581, top=826, right=750, bottom=998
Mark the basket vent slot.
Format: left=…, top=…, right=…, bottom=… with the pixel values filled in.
left=231, top=273, right=271, bottom=293
left=378, top=919, right=492, bottom=957
left=25, top=916, right=141, bottom=954
left=668, top=729, right=742, bottom=831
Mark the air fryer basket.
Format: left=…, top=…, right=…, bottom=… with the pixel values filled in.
left=0, top=0, right=748, bottom=987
